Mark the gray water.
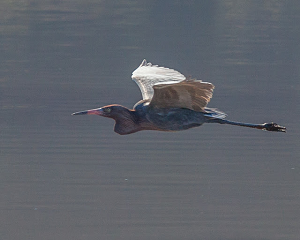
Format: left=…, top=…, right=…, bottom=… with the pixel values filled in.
left=1, top=1, right=299, bottom=240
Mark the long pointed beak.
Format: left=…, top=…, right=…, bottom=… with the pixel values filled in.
left=72, top=108, right=103, bottom=116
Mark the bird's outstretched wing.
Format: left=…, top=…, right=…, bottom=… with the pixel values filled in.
left=149, top=79, right=215, bottom=112
left=132, top=59, right=186, bottom=100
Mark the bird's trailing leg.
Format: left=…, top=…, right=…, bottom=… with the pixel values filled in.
left=207, top=118, right=286, bottom=132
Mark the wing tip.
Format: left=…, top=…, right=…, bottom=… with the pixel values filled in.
left=132, top=59, right=186, bottom=82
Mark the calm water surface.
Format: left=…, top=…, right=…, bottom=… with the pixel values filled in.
left=1, top=1, right=299, bottom=240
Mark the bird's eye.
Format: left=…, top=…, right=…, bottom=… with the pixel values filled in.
left=103, top=107, right=111, bottom=113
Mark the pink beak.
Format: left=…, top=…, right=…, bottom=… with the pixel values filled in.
left=72, top=108, right=104, bottom=116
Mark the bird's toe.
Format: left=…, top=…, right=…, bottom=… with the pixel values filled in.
left=262, top=122, right=286, bottom=132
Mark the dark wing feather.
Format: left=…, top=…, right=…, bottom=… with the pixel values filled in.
left=149, top=79, right=215, bottom=112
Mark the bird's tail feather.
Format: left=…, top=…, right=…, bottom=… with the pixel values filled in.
left=204, top=108, right=226, bottom=119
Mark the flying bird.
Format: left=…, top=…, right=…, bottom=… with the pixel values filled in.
left=72, top=59, right=286, bottom=135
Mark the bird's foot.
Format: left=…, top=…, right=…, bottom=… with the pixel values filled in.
left=261, top=122, right=286, bottom=132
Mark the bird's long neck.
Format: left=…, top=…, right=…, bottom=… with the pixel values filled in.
left=113, top=108, right=142, bottom=135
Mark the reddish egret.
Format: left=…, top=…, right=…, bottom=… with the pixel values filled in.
left=72, top=59, right=286, bottom=135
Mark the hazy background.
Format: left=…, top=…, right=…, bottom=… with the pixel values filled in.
left=1, top=1, right=299, bottom=240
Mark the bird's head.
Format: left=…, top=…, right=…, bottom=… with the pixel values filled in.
left=72, top=104, right=140, bottom=135
left=72, top=104, right=130, bottom=119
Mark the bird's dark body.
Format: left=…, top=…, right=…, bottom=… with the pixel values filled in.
left=110, top=104, right=208, bottom=135
left=134, top=102, right=206, bottom=132
left=144, top=107, right=205, bottom=131
left=72, top=59, right=286, bottom=134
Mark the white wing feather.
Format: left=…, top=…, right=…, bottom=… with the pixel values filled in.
left=131, top=59, right=185, bottom=100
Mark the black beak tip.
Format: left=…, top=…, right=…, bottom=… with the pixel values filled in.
left=72, top=111, right=88, bottom=115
